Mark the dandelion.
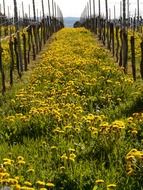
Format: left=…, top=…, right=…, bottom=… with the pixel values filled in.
left=95, top=179, right=104, bottom=184
left=61, top=154, right=68, bottom=160
left=60, top=166, right=65, bottom=170
left=18, top=160, right=26, bottom=165
left=68, top=148, right=75, bottom=152
left=107, top=184, right=117, bottom=189
left=20, top=187, right=35, bottom=190
left=17, top=156, right=24, bottom=161
left=24, top=181, right=32, bottom=187
left=51, top=146, right=58, bottom=150
left=14, top=184, right=21, bottom=190
left=131, top=130, right=138, bottom=136
left=46, top=182, right=55, bottom=187
left=27, top=168, right=35, bottom=173
left=3, top=161, right=12, bottom=167
left=36, top=181, right=45, bottom=187
left=127, top=169, right=134, bottom=176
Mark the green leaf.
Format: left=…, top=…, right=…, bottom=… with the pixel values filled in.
left=93, top=185, right=98, bottom=190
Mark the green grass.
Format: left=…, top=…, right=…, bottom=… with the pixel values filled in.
left=0, top=28, right=143, bottom=190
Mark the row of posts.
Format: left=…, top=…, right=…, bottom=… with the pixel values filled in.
left=79, top=0, right=143, bottom=81
left=0, top=0, right=64, bottom=95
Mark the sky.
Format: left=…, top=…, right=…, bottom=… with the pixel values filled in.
left=0, top=0, right=143, bottom=18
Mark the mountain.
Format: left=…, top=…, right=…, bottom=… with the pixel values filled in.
left=64, top=17, right=80, bottom=28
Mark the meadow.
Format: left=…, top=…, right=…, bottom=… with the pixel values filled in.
left=0, top=28, right=143, bottom=190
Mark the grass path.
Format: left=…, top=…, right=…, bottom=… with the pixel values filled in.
left=0, top=28, right=143, bottom=190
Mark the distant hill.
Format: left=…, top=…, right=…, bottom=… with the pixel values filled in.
left=64, top=17, right=80, bottom=28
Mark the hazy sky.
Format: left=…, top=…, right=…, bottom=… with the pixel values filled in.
left=0, top=0, right=143, bottom=18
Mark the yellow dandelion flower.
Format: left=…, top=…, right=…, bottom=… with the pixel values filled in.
left=24, top=181, right=32, bottom=187
left=61, top=154, right=68, bottom=160
left=17, top=160, right=26, bottom=165
left=36, top=181, right=45, bottom=187
left=7, top=178, right=18, bottom=185
left=60, top=166, right=65, bottom=170
left=17, top=156, right=24, bottom=161
left=125, top=155, right=135, bottom=161
left=69, top=153, right=76, bottom=159
left=20, top=186, right=35, bottom=190
left=14, top=184, right=21, bottom=190
left=51, top=146, right=58, bottom=150
left=69, top=157, right=75, bottom=162
left=95, top=179, right=104, bottom=184
left=3, top=161, right=12, bottom=166
left=27, top=168, right=35, bottom=173
left=131, top=130, right=138, bottom=135
left=68, top=148, right=75, bottom=152
left=0, top=172, right=10, bottom=179
left=107, top=184, right=117, bottom=189
left=46, top=182, right=55, bottom=187
left=127, top=169, right=134, bottom=176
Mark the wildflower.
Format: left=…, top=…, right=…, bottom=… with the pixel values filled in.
left=36, top=181, right=45, bottom=187
left=17, top=160, right=26, bottom=165
left=131, top=130, right=138, bottom=136
left=60, top=166, right=65, bottom=170
left=127, top=168, right=134, bottom=176
left=24, top=181, right=32, bottom=187
left=14, top=184, right=21, bottom=190
left=3, top=158, right=12, bottom=163
left=46, top=182, right=55, bottom=187
left=3, top=162, right=12, bottom=167
left=42, top=141, right=47, bottom=146
left=0, top=172, right=10, bottom=179
left=17, top=156, right=24, bottom=161
left=68, top=148, right=75, bottom=152
left=95, top=179, right=104, bottom=184
left=51, top=146, right=58, bottom=150
left=69, top=153, right=76, bottom=159
left=127, top=117, right=133, bottom=123
left=125, top=155, right=135, bottom=161
left=107, top=184, right=117, bottom=189
left=7, top=178, right=18, bottom=185
left=27, top=168, right=35, bottom=173
left=61, top=154, right=68, bottom=160
left=20, top=187, right=35, bottom=190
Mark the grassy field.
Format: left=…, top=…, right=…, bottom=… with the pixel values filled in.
left=0, top=28, right=143, bottom=190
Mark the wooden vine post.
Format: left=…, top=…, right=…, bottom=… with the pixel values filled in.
left=87, top=3, right=89, bottom=29
left=3, top=0, right=7, bottom=36
left=9, top=37, right=14, bottom=86
left=98, top=0, right=101, bottom=40
left=41, top=0, right=45, bottom=44
left=22, top=2, right=24, bottom=21
left=0, top=11, right=6, bottom=94
left=116, top=26, right=120, bottom=62
left=13, top=0, right=23, bottom=73
left=127, top=0, right=129, bottom=26
left=140, top=36, right=143, bottom=79
left=137, top=0, right=140, bottom=31
left=130, top=35, right=136, bottom=81
left=122, top=0, right=128, bottom=74
left=89, top=0, right=92, bottom=31
left=105, top=0, right=109, bottom=48
left=22, top=33, right=27, bottom=71
left=47, top=0, right=52, bottom=36
left=54, top=2, right=57, bottom=32
left=52, top=0, right=55, bottom=32
left=32, top=0, right=38, bottom=53
left=93, top=0, right=95, bottom=33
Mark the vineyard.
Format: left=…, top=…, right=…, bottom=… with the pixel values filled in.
left=1, top=0, right=143, bottom=190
